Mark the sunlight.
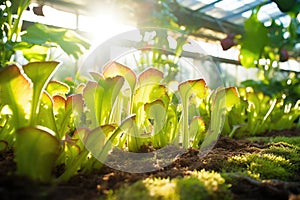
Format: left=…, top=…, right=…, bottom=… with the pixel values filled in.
left=78, top=13, right=134, bottom=45
left=23, top=4, right=135, bottom=46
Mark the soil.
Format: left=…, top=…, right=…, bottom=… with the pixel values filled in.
left=0, top=129, right=299, bottom=200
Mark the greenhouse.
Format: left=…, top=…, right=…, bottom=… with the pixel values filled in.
left=0, top=0, right=299, bottom=199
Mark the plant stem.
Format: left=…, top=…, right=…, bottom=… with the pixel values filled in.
left=182, top=99, right=189, bottom=148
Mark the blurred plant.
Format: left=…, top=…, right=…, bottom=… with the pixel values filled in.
left=0, top=0, right=90, bottom=67
left=241, top=71, right=300, bottom=104
left=221, top=4, right=299, bottom=80
left=222, top=87, right=300, bottom=138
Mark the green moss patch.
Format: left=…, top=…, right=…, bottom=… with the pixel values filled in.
left=226, top=141, right=300, bottom=181
left=108, top=170, right=232, bottom=200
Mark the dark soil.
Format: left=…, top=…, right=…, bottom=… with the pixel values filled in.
left=0, top=129, right=300, bottom=200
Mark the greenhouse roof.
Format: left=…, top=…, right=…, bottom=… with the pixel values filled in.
left=32, top=0, right=294, bottom=38
left=178, top=0, right=290, bottom=26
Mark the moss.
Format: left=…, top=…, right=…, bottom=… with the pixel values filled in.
left=108, top=170, right=232, bottom=200
left=262, top=142, right=300, bottom=162
left=246, top=136, right=300, bottom=146
left=107, top=180, right=152, bottom=200
left=227, top=151, right=295, bottom=180
left=175, top=177, right=209, bottom=200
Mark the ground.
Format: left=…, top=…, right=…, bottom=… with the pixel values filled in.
left=0, top=129, right=299, bottom=200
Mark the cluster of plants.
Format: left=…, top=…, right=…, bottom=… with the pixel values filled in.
left=0, top=59, right=299, bottom=184
left=222, top=86, right=300, bottom=138
left=0, top=60, right=222, bottom=182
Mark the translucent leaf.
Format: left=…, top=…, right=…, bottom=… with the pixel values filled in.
left=83, top=76, right=124, bottom=127
left=178, top=79, right=207, bottom=148
left=0, top=64, right=32, bottom=128
left=178, top=79, right=207, bottom=100
left=190, top=116, right=206, bottom=148
left=103, top=62, right=136, bottom=93
left=225, top=87, right=240, bottom=111
left=138, top=68, right=164, bottom=86
left=22, top=23, right=90, bottom=59
left=37, top=91, right=57, bottom=132
left=89, top=72, right=104, bottom=82
left=144, top=100, right=168, bottom=147
left=46, top=80, right=70, bottom=97
left=240, top=9, right=269, bottom=68
left=22, top=45, right=49, bottom=62
left=16, top=126, right=60, bottom=182
left=23, top=61, right=61, bottom=125
left=53, top=95, right=66, bottom=115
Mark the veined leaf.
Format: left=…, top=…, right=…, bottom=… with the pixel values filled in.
left=103, top=62, right=137, bottom=93
left=22, top=45, right=49, bottom=62
left=46, top=80, right=70, bottom=97
left=83, top=76, right=125, bottom=127
left=225, top=87, right=240, bottom=111
left=0, top=64, right=32, bottom=129
left=16, top=126, right=60, bottom=182
left=83, top=81, right=99, bottom=128
left=83, top=124, right=118, bottom=152
left=145, top=99, right=168, bottom=147
left=134, top=84, right=168, bottom=106
left=53, top=95, right=66, bottom=115
left=23, top=61, right=61, bottom=126
left=22, top=23, right=90, bottom=59
left=58, top=94, right=84, bottom=139
left=138, top=68, right=164, bottom=86
left=178, top=79, right=207, bottom=100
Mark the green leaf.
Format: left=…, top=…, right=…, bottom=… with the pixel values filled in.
left=22, top=45, right=49, bottom=62
left=118, top=115, right=141, bottom=152
left=201, top=88, right=226, bottom=149
left=37, top=91, right=57, bottom=132
left=224, top=87, right=240, bottom=111
left=103, top=62, right=137, bottom=94
left=0, top=64, right=32, bottom=129
left=178, top=79, right=207, bottom=100
left=22, top=23, right=90, bottom=59
left=144, top=100, right=168, bottom=148
left=83, top=76, right=125, bottom=127
left=138, top=68, right=164, bottom=86
left=240, top=8, right=269, bottom=68
left=57, top=94, right=84, bottom=139
left=23, top=61, right=61, bottom=125
left=190, top=116, right=206, bottom=148
left=178, top=79, right=207, bottom=148
left=46, top=80, right=70, bottom=97
left=81, top=125, right=118, bottom=161
left=16, top=126, right=60, bottom=182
